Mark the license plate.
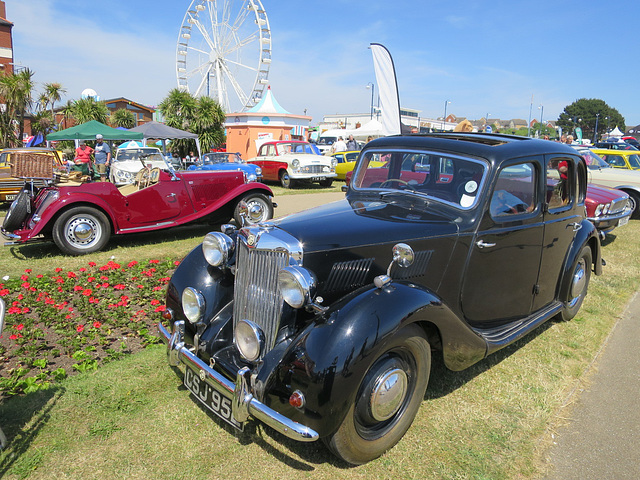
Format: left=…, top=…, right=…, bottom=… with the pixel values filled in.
left=619, top=215, right=630, bottom=227
left=5, top=194, right=16, bottom=201
left=183, top=367, right=243, bottom=430
left=311, top=177, right=324, bottom=181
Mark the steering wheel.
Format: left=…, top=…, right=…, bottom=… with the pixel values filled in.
left=379, top=178, right=417, bottom=191
left=148, top=167, right=161, bottom=185
left=136, top=168, right=151, bottom=190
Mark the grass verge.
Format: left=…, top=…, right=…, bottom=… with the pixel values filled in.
left=0, top=221, right=639, bottom=479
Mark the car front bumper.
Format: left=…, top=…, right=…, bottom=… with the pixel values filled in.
left=588, top=205, right=633, bottom=231
left=157, top=320, right=319, bottom=443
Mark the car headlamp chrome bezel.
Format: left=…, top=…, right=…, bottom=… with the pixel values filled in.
left=278, top=266, right=317, bottom=309
left=202, top=232, right=235, bottom=267
left=182, top=287, right=205, bottom=324
left=234, top=319, right=265, bottom=361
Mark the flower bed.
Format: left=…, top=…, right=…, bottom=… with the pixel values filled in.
left=0, top=258, right=180, bottom=397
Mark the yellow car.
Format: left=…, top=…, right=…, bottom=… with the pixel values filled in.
left=0, top=147, right=66, bottom=202
left=591, top=148, right=640, bottom=171
left=332, top=150, right=385, bottom=180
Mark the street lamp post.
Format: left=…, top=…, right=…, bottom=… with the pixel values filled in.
left=605, top=116, right=610, bottom=135
left=594, top=113, right=600, bottom=143
left=485, top=113, right=491, bottom=132
left=442, top=100, right=451, bottom=131
left=366, top=83, right=375, bottom=119
left=538, top=104, right=544, bottom=136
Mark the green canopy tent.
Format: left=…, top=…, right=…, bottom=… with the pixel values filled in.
left=47, top=120, right=144, bottom=141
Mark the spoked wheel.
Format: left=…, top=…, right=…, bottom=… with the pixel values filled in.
left=560, top=245, right=592, bottom=321
left=233, top=193, right=273, bottom=226
left=325, top=324, right=431, bottom=465
left=52, top=207, right=111, bottom=255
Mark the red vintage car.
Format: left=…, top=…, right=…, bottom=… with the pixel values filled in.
left=585, top=183, right=632, bottom=238
left=1, top=163, right=275, bottom=255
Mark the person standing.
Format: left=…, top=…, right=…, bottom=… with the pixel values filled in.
left=73, top=141, right=94, bottom=177
left=331, top=136, right=347, bottom=153
left=93, top=134, right=111, bottom=181
left=346, top=135, right=358, bottom=151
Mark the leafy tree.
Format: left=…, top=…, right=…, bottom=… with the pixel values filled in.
left=69, top=97, right=110, bottom=124
left=158, top=88, right=225, bottom=157
left=557, top=99, right=624, bottom=142
left=0, top=69, right=35, bottom=147
left=110, top=108, right=136, bottom=128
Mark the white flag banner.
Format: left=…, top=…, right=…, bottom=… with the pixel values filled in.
left=370, top=43, right=401, bottom=136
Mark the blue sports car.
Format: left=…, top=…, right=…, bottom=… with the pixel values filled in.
left=188, top=152, right=262, bottom=182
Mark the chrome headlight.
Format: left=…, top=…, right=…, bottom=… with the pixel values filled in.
left=331, top=158, right=338, bottom=167
left=278, top=266, right=316, bottom=309
left=234, top=319, right=265, bottom=361
left=603, top=203, right=611, bottom=215
left=202, top=232, right=234, bottom=267
left=255, top=166, right=262, bottom=176
left=246, top=173, right=258, bottom=183
left=595, top=204, right=603, bottom=216
left=182, top=287, right=205, bottom=324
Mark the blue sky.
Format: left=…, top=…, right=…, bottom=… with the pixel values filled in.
left=9, top=0, right=640, bottom=128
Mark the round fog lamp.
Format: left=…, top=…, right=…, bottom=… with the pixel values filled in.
left=182, top=287, right=205, bottom=324
left=234, top=319, right=264, bottom=361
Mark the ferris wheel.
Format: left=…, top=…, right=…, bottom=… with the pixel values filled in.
left=176, top=0, right=271, bottom=113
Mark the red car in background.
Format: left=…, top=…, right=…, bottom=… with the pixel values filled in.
left=585, top=183, right=632, bottom=238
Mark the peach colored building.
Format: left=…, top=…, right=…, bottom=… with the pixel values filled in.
left=225, top=87, right=311, bottom=159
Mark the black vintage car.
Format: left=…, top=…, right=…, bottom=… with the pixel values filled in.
left=158, top=133, right=602, bottom=465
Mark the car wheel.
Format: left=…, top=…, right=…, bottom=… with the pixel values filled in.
left=2, top=189, right=31, bottom=231
left=324, top=324, right=430, bottom=465
left=52, top=207, right=111, bottom=255
left=319, top=178, right=333, bottom=188
left=279, top=170, right=293, bottom=189
left=626, top=191, right=640, bottom=219
left=233, top=193, right=273, bottom=226
left=560, top=245, right=592, bottom=321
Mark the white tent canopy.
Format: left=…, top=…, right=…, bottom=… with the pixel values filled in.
left=351, top=119, right=384, bottom=140
left=608, top=126, right=624, bottom=137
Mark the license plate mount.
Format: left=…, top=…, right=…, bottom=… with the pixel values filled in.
left=183, top=367, right=243, bottom=431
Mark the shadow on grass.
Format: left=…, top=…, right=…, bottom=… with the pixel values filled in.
left=425, top=320, right=555, bottom=401
left=0, top=387, right=64, bottom=478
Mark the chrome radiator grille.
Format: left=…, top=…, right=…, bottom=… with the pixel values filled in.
left=233, top=240, right=289, bottom=354
left=610, top=197, right=628, bottom=214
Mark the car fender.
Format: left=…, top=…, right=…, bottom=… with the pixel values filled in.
left=21, top=190, right=118, bottom=239
left=265, top=281, right=487, bottom=437
left=558, top=218, right=602, bottom=301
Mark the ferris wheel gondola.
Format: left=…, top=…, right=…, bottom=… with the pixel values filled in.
left=176, top=0, right=271, bottom=113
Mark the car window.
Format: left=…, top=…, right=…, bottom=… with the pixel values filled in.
left=547, top=157, right=573, bottom=210
left=0, top=152, right=8, bottom=167
left=603, top=154, right=625, bottom=167
left=334, top=154, right=345, bottom=163
left=628, top=154, right=640, bottom=168
left=490, top=163, right=536, bottom=217
left=352, top=149, right=486, bottom=209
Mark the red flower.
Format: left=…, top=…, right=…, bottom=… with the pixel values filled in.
left=174, top=260, right=181, bottom=266
left=36, top=274, right=43, bottom=278
left=16, top=323, right=24, bottom=331
left=88, top=261, right=97, bottom=267
left=113, top=284, right=126, bottom=290
left=128, top=261, right=138, bottom=268
left=82, top=289, right=93, bottom=296
left=150, top=299, right=160, bottom=305
left=76, top=324, right=85, bottom=333
left=21, top=282, right=30, bottom=289
left=0, top=288, right=9, bottom=296
left=154, top=305, right=166, bottom=312
left=20, top=274, right=29, bottom=281
left=149, top=259, right=159, bottom=264
left=93, top=321, right=102, bottom=329
left=9, top=334, right=18, bottom=340
left=67, top=271, right=77, bottom=278
left=55, top=267, right=62, bottom=273
left=73, top=285, right=84, bottom=291
left=153, top=286, right=163, bottom=291
left=79, top=267, right=87, bottom=272
left=24, top=268, right=32, bottom=273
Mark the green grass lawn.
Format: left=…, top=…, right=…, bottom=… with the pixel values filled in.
left=0, top=216, right=638, bottom=479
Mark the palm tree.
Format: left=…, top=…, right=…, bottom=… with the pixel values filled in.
left=0, top=69, right=35, bottom=147
left=158, top=88, right=225, bottom=156
left=69, top=97, right=110, bottom=124
left=110, top=108, right=136, bottom=129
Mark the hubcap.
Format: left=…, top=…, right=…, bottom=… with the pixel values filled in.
left=247, top=201, right=265, bottom=222
left=569, top=259, right=586, bottom=306
left=369, top=368, right=408, bottom=422
left=66, top=217, right=100, bottom=247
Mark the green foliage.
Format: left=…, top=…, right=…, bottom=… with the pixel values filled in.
left=0, top=69, right=35, bottom=147
left=68, top=97, right=110, bottom=125
left=110, top=108, right=136, bottom=128
left=557, top=98, right=625, bottom=142
left=158, top=88, right=226, bottom=156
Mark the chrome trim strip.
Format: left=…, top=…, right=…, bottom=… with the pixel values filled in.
left=158, top=321, right=319, bottom=442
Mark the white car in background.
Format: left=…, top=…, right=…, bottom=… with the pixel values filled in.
left=109, top=145, right=168, bottom=186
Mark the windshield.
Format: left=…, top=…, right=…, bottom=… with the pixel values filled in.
left=575, top=148, right=610, bottom=169
left=317, top=136, right=336, bottom=146
left=351, top=149, right=487, bottom=209
left=115, top=148, right=164, bottom=164
left=202, top=152, right=244, bottom=164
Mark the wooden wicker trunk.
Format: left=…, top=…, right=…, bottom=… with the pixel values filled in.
left=10, top=152, right=55, bottom=179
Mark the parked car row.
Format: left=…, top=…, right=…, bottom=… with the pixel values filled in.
left=158, top=133, right=617, bottom=465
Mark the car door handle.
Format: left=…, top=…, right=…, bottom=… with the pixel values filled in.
left=567, top=222, right=582, bottom=232
left=476, top=240, right=496, bottom=249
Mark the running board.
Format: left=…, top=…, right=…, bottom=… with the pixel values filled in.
left=471, top=301, right=563, bottom=355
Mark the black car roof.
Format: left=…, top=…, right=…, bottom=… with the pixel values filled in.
left=366, top=133, right=580, bottom=166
